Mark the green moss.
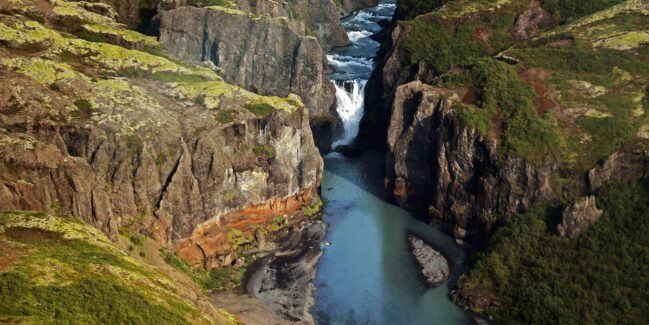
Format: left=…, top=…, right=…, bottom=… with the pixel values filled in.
left=0, top=20, right=65, bottom=50
left=72, top=99, right=95, bottom=120
left=51, top=0, right=117, bottom=25
left=0, top=57, right=83, bottom=86
left=453, top=104, right=493, bottom=138
left=226, top=228, right=254, bottom=249
left=253, top=144, right=275, bottom=159
left=245, top=103, right=275, bottom=117
left=266, top=216, right=286, bottom=233
left=302, top=197, right=323, bottom=218
left=0, top=212, right=217, bottom=324
left=542, top=0, right=627, bottom=20
left=188, top=0, right=235, bottom=7
left=81, top=24, right=159, bottom=48
left=224, top=190, right=238, bottom=202
left=215, top=109, right=235, bottom=124
left=0, top=273, right=190, bottom=325
left=161, top=250, right=251, bottom=292
left=59, top=38, right=219, bottom=81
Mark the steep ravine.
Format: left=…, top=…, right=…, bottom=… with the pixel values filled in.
left=311, top=1, right=474, bottom=323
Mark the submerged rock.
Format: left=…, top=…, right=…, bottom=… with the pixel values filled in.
left=408, top=234, right=450, bottom=287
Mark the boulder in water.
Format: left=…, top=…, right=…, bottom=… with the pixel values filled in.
left=408, top=234, right=450, bottom=287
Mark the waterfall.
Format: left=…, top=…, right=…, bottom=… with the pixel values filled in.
left=325, top=0, right=395, bottom=151
left=331, top=79, right=366, bottom=148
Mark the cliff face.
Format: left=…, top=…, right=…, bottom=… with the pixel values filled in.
left=386, top=81, right=556, bottom=239
left=0, top=0, right=323, bottom=267
left=158, top=5, right=338, bottom=150
left=366, top=0, right=649, bottom=242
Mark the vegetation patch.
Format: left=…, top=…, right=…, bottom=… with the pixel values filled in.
left=253, top=144, right=275, bottom=159
left=445, top=58, right=562, bottom=163
left=162, top=250, right=253, bottom=292
left=73, top=98, right=95, bottom=119
left=302, top=197, right=323, bottom=218
left=226, top=228, right=255, bottom=250
left=188, top=0, right=235, bottom=8
left=0, top=272, right=190, bottom=325
left=245, top=102, right=275, bottom=117
left=460, top=181, right=649, bottom=323
left=453, top=103, right=493, bottom=138
left=216, top=109, right=235, bottom=124
left=0, top=212, right=217, bottom=324
left=542, top=0, right=627, bottom=20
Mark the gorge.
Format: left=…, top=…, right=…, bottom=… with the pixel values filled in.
left=1, top=0, right=649, bottom=324
left=314, top=2, right=471, bottom=323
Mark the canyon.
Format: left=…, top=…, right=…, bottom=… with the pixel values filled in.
left=1, top=0, right=649, bottom=324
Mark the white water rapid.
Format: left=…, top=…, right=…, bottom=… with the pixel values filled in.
left=331, top=79, right=366, bottom=147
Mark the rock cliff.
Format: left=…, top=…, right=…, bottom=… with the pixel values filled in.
left=0, top=0, right=323, bottom=268
left=158, top=5, right=338, bottom=150
left=365, top=0, right=649, bottom=242
left=386, top=81, right=556, bottom=240
left=557, top=195, right=603, bottom=239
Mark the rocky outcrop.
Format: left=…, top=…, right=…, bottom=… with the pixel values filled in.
left=557, top=196, right=603, bottom=239
left=0, top=3, right=323, bottom=268
left=385, top=81, right=556, bottom=240
left=359, top=23, right=419, bottom=149
left=158, top=6, right=337, bottom=149
left=97, top=0, right=160, bottom=29
left=285, top=0, right=349, bottom=49
left=512, top=0, right=554, bottom=40
left=408, top=234, right=449, bottom=287
left=587, top=148, right=649, bottom=191
left=217, top=0, right=350, bottom=49
left=247, top=220, right=326, bottom=323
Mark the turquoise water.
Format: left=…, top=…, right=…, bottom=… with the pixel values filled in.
left=312, top=152, right=473, bottom=324
left=312, top=1, right=474, bottom=323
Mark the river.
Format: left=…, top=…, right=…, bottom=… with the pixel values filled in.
left=311, top=1, right=474, bottom=324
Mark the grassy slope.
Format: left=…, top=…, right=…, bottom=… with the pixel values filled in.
left=398, top=0, right=648, bottom=168
left=0, top=212, right=239, bottom=324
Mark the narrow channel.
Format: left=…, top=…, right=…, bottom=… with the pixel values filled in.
left=312, top=1, right=474, bottom=324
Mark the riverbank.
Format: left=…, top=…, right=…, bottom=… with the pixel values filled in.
left=212, top=219, right=326, bottom=324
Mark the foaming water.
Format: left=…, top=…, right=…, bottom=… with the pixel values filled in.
left=327, top=54, right=373, bottom=72
left=348, top=30, right=372, bottom=42
left=326, top=0, right=393, bottom=149
left=313, top=1, right=473, bottom=324
left=331, top=80, right=366, bottom=147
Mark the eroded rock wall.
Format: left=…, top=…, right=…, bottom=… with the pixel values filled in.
left=385, top=81, right=556, bottom=240
left=158, top=6, right=337, bottom=150
left=0, top=1, right=323, bottom=267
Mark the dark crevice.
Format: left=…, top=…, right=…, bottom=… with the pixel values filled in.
left=195, top=243, right=208, bottom=269
left=154, top=150, right=184, bottom=212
